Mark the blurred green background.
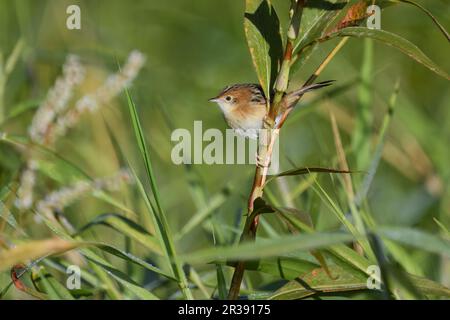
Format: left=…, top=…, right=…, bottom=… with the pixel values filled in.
left=0, top=0, right=449, bottom=299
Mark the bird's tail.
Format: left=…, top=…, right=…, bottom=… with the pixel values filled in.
left=290, top=80, right=335, bottom=96
left=284, top=80, right=335, bottom=107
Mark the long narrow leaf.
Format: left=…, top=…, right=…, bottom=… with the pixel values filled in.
left=180, top=232, right=354, bottom=264
left=377, top=227, right=450, bottom=257
left=0, top=239, right=79, bottom=272
left=389, top=0, right=449, bottom=41
left=125, top=89, right=193, bottom=299
left=74, top=213, right=161, bottom=254
left=268, top=167, right=354, bottom=182
left=328, top=27, right=449, bottom=79
left=269, top=264, right=368, bottom=300
left=244, top=0, right=283, bottom=99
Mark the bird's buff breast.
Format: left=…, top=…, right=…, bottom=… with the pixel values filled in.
left=222, top=104, right=266, bottom=139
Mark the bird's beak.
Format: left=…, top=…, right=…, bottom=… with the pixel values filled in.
left=208, top=97, right=219, bottom=103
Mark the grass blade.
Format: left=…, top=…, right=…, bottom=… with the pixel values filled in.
left=0, top=239, right=79, bottom=272
left=74, top=212, right=162, bottom=255
left=268, top=167, right=354, bottom=182
left=33, top=267, right=74, bottom=300
left=180, top=232, right=354, bottom=264
left=125, top=88, right=192, bottom=299
left=377, top=227, right=450, bottom=257
left=175, top=190, right=228, bottom=240
left=269, top=265, right=368, bottom=300
left=216, top=264, right=227, bottom=300
left=328, top=27, right=449, bottom=79
left=390, top=0, right=450, bottom=41
left=87, top=259, right=158, bottom=300
left=237, top=256, right=319, bottom=280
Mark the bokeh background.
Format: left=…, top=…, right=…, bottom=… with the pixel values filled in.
left=0, top=0, right=449, bottom=299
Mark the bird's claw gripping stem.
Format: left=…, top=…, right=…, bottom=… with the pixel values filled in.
left=255, top=153, right=270, bottom=169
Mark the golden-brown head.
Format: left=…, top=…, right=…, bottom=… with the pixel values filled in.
left=209, top=84, right=266, bottom=108
left=209, top=84, right=268, bottom=139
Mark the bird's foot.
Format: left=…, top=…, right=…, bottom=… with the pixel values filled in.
left=263, top=117, right=275, bottom=129
left=255, top=153, right=270, bottom=169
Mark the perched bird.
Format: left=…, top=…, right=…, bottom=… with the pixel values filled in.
left=209, top=80, right=334, bottom=139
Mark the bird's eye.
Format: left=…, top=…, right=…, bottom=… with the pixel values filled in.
left=225, top=96, right=232, bottom=102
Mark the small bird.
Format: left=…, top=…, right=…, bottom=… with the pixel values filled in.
left=209, top=80, right=334, bottom=139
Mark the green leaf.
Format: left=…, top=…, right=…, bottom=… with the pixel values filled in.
left=38, top=215, right=159, bottom=299
left=0, top=236, right=171, bottom=283
left=75, top=213, right=161, bottom=255
left=0, top=200, right=20, bottom=232
left=377, top=227, right=450, bottom=257
left=276, top=206, right=374, bottom=275
left=125, top=88, right=193, bottom=299
left=88, top=243, right=171, bottom=279
left=216, top=264, right=227, bottom=300
left=269, top=262, right=450, bottom=299
left=86, top=259, right=158, bottom=300
left=180, top=232, right=354, bottom=264
left=433, top=217, right=450, bottom=237
left=87, top=261, right=122, bottom=299
left=33, top=267, right=74, bottom=300
left=268, top=166, right=354, bottom=182
left=1, top=98, right=40, bottom=126
left=244, top=0, right=283, bottom=99
left=328, top=27, right=450, bottom=79
left=352, top=37, right=374, bottom=171
left=291, top=0, right=356, bottom=74
left=67, top=289, right=96, bottom=299
left=252, top=197, right=276, bottom=215
left=35, top=158, right=87, bottom=185
left=295, top=1, right=346, bottom=52
left=269, top=264, right=368, bottom=300
left=241, top=256, right=319, bottom=280
left=388, top=0, right=449, bottom=41
left=42, top=221, right=172, bottom=281
left=407, top=274, right=450, bottom=298
left=259, top=201, right=334, bottom=278
left=175, top=190, right=228, bottom=240
left=277, top=210, right=450, bottom=298
left=354, top=81, right=399, bottom=205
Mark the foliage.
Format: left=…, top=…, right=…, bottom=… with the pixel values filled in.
left=0, top=0, right=448, bottom=300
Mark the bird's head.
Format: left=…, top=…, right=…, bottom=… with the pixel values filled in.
left=208, top=84, right=266, bottom=112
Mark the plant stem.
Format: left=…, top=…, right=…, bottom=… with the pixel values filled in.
left=227, top=36, right=349, bottom=300
left=276, top=37, right=349, bottom=129
left=227, top=1, right=305, bottom=300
